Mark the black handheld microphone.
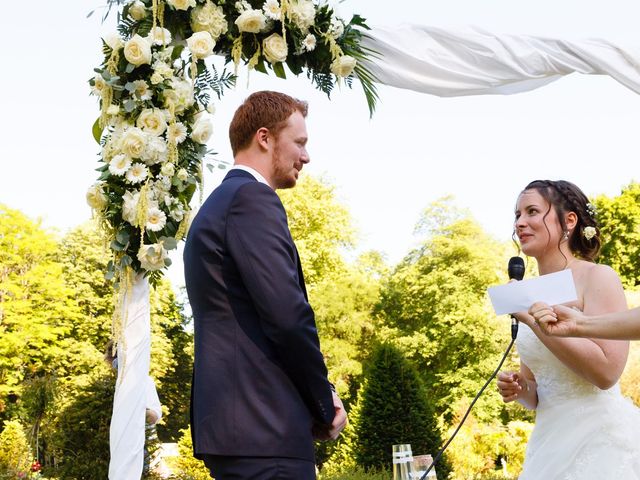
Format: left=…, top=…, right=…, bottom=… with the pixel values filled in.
left=508, top=257, right=525, bottom=339
left=508, top=256, right=525, bottom=281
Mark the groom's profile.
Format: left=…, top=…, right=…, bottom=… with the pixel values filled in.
left=183, top=91, right=347, bottom=479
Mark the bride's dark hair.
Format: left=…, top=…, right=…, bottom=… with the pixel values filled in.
left=521, top=180, right=601, bottom=262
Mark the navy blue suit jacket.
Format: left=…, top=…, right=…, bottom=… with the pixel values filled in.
left=184, top=169, right=335, bottom=461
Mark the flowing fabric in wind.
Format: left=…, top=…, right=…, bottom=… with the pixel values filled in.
left=362, top=24, right=640, bottom=97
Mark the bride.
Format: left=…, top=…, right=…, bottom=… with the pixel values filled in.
left=496, top=179, right=640, bottom=479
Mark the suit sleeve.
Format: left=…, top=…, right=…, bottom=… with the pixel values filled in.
left=226, top=182, right=335, bottom=425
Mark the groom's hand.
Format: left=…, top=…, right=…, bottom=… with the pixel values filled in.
left=312, top=392, right=347, bottom=441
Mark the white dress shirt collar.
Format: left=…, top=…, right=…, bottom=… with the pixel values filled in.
left=230, top=165, right=271, bottom=188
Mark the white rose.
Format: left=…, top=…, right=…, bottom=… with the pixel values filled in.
left=235, top=9, right=267, bottom=33
left=147, top=27, right=172, bottom=46
left=104, top=32, right=124, bottom=51
left=167, top=0, right=196, bottom=11
left=122, top=190, right=140, bottom=225
left=107, top=104, right=120, bottom=115
left=137, top=108, right=167, bottom=136
left=262, top=33, right=288, bottom=64
left=86, top=183, right=108, bottom=210
left=187, top=31, right=215, bottom=60
left=191, top=117, right=213, bottom=144
left=120, top=127, right=148, bottom=158
left=128, top=0, right=147, bottom=20
left=331, top=55, right=357, bottom=78
left=288, top=0, right=315, bottom=31
left=206, top=103, right=216, bottom=114
left=330, top=17, right=344, bottom=38
left=124, top=34, right=152, bottom=66
left=191, top=2, right=228, bottom=40
left=137, top=243, right=169, bottom=271
left=176, top=168, right=189, bottom=182
left=161, top=163, right=175, bottom=177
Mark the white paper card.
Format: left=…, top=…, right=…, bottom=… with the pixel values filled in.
left=487, top=270, right=577, bottom=315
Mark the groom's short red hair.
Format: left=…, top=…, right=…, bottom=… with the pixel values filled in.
left=229, top=91, right=308, bottom=156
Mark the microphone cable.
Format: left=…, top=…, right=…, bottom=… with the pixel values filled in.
left=419, top=317, right=518, bottom=479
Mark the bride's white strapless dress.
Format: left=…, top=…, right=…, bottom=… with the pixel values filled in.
left=516, top=323, right=640, bottom=479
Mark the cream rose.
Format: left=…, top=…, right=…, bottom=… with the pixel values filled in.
left=86, top=183, right=108, bottom=211
left=120, top=127, right=147, bottom=158
left=288, top=0, right=315, bottom=31
left=191, top=2, right=228, bottom=40
left=167, top=0, right=196, bottom=11
left=235, top=9, right=267, bottom=33
left=331, top=55, right=357, bottom=78
left=137, top=243, right=169, bottom=271
left=191, top=117, right=213, bottom=144
left=124, top=34, right=152, bottom=66
left=262, top=33, right=288, bottom=64
left=161, top=163, right=176, bottom=177
left=104, top=32, right=124, bottom=51
left=187, top=31, right=216, bottom=60
left=128, top=0, right=147, bottom=20
left=137, top=108, right=167, bottom=136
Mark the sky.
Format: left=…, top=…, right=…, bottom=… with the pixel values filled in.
left=1, top=0, right=639, bottom=289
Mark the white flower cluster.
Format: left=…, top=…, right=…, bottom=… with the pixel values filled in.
left=89, top=13, right=217, bottom=272
left=89, top=0, right=370, bottom=276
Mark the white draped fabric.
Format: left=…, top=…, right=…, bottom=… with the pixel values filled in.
left=109, top=276, right=161, bottom=480
left=362, top=24, right=640, bottom=97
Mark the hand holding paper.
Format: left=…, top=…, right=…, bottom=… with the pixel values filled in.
left=488, top=270, right=577, bottom=316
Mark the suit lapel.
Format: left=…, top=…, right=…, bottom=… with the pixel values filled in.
left=293, top=244, right=308, bottom=301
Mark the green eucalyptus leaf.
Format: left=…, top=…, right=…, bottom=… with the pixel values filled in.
left=273, top=62, right=286, bottom=79
left=116, top=230, right=130, bottom=245
left=110, top=240, right=125, bottom=251
left=92, top=118, right=104, bottom=144
left=162, top=237, right=178, bottom=250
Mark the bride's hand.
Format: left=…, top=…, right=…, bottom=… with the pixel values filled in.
left=497, top=371, right=529, bottom=403
left=529, top=302, right=583, bottom=337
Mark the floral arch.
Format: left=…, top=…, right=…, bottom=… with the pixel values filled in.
left=86, top=1, right=640, bottom=477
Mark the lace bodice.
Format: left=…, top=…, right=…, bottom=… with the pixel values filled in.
left=516, top=323, right=620, bottom=407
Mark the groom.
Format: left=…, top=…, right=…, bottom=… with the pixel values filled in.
left=183, top=91, right=347, bottom=479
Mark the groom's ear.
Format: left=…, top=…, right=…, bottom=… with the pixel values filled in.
left=255, top=127, right=272, bottom=151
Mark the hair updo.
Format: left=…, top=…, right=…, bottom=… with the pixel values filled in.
left=522, top=180, right=600, bottom=261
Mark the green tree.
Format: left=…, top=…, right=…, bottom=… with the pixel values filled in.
left=0, top=205, right=102, bottom=444
left=375, top=198, right=511, bottom=423
left=168, top=427, right=211, bottom=480
left=278, top=175, right=355, bottom=285
left=49, top=372, right=114, bottom=479
left=594, top=182, right=640, bottom=287
left=0, top=420, right=31, bottom=479
left=354, top=343, right=450, bottom=477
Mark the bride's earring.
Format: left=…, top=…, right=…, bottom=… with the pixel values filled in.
left=563, top=230, right=570, bottom=241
